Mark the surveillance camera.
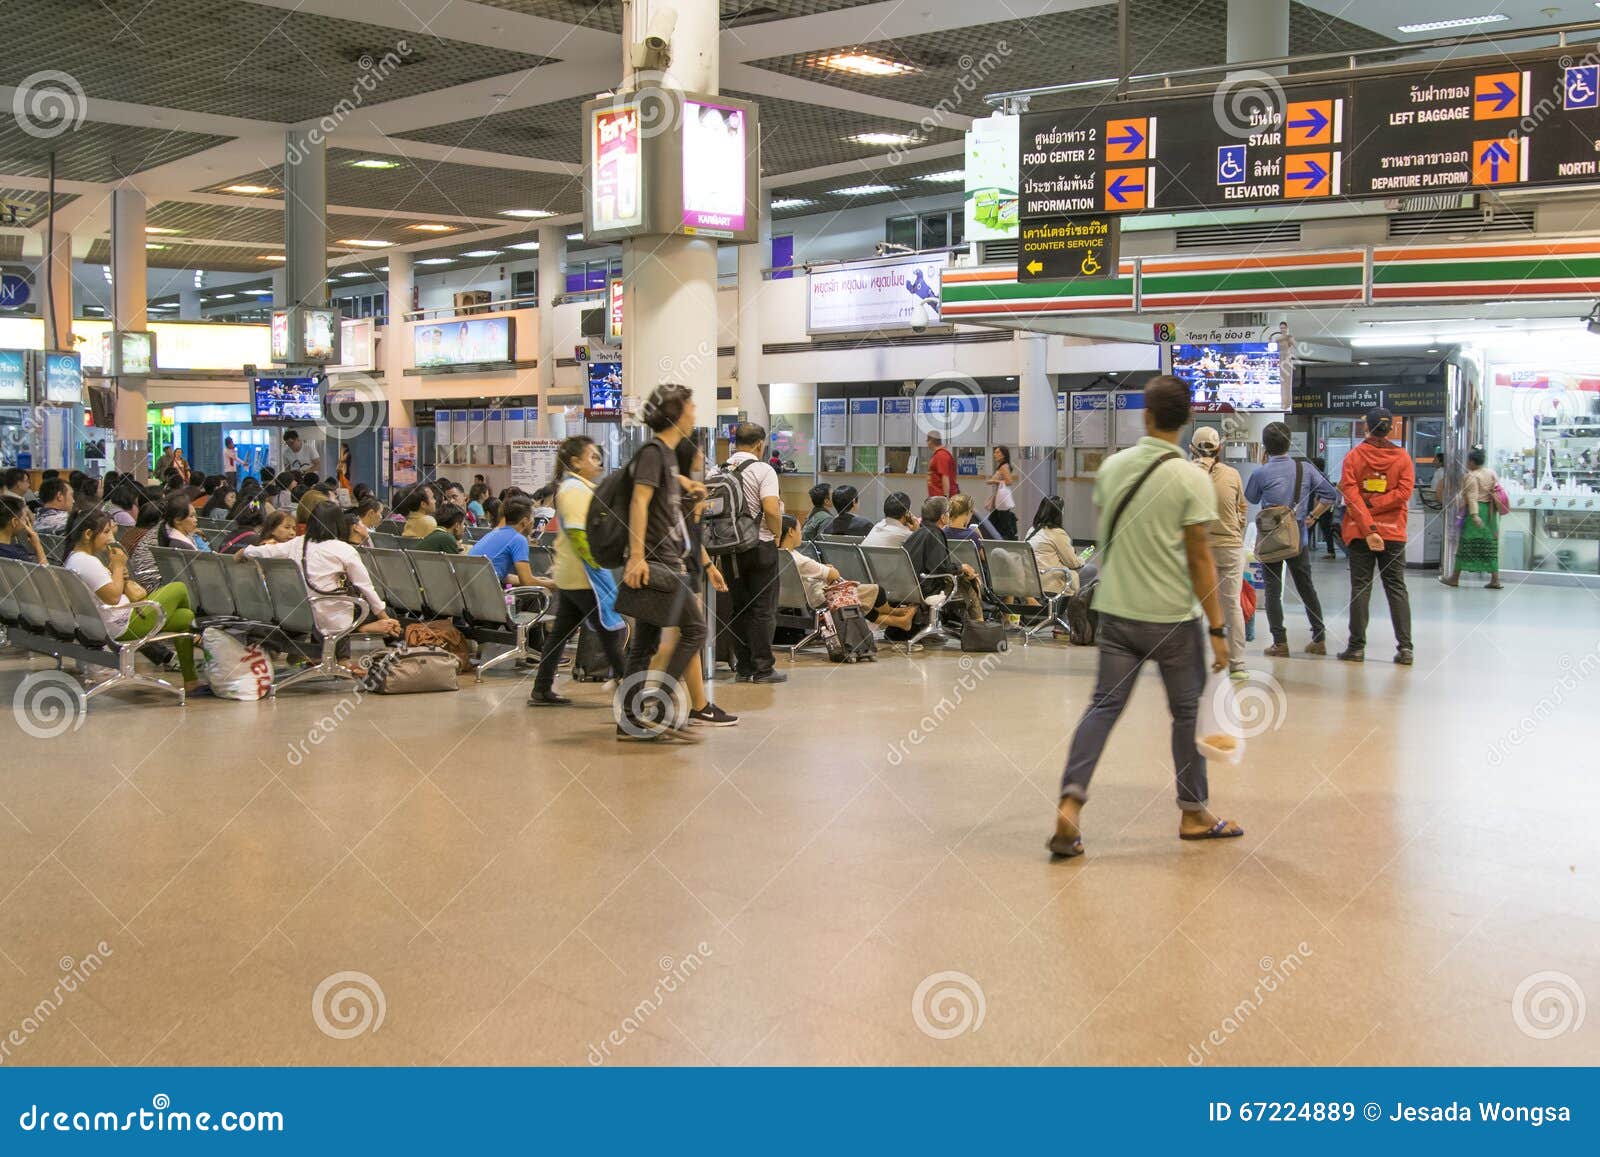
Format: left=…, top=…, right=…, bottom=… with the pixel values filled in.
left=645, top=7, right=677, bottom=51
left=909, top=300, right=930, bottom=333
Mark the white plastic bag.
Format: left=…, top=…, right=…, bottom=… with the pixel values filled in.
left=1195, top=672, right=1247, bottom=765
left=201, top=627, right=274, bottom=701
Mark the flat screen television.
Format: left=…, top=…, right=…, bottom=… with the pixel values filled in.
left=1169, top=342, right=1285, bottom=412
left=253, top=375, right=322, bottom=422
left=586, top=362, right=621, bottom=420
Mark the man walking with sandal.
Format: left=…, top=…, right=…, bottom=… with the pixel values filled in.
left=1048, top=377, right=1244, bottom=859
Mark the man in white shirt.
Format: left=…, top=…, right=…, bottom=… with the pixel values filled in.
left=720, top=422, right=785, bottom=684
left=282, top=429, right=323, bottom=476
left=861, top=491, right=917, bottom=548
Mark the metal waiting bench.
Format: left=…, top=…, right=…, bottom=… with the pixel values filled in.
left=372, top=548, right=550, bottom=680
left=980, top=538, right=1075, bottom=642
left=858, top=545, right=958, bottom=654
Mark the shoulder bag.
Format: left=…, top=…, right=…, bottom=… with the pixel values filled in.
left=1254, top=459, right=1304, bottom=564
left=363, top=646, right=460, bottom=694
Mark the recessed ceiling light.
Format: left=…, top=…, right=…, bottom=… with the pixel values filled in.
left=247, top=289, right=274, bottom=295
left=144, top=243, right=167, bottom=250
left=1396, top=14, right=1510, bottom=32
left=850, top=131, right=918, bottom=147
left=350, top=158, right=401, bottom=169
left=258, top=254, right=287, bottom=261
left=223, top=184, right=277, bottom=195
left=770, top=197, right=818, bottom=210
left=338, top=272, right=367, bottom=278
left=567, top=232, right=584, bottom=241
left=500, top=209, right=553, bottom=219
left=508, top=241, right=541, bottom=250
left=211, top=293, right=236, bottom=300
left=407, top=223, right=454, bottom=232
left=830, top=184, right=896, bottom=196
left=337, top=239, right=393, bottom=248
left=461, top=249, right=504, bottom=258
left=416, top=257, right=454, bottom=265
left=916, top=170, right=965, bottom=183
left=814, top=51, right=919, bottom=77
left=144, top=226, right=180, bottom=235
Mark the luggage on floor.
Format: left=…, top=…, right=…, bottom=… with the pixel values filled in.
left=571, top=624, right=614, bottom=683
left=364, top=646, right=460, bottom=694
left=820, top=603, right=876, bottom=663
left=1066, top=580, right=1099, bottom=646
left=959, top=618, right=1009, bottom=653
left=200, top=627, right=274, bottom=701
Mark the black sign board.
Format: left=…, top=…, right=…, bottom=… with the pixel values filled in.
left=1020, top=50, right=1600, bottom=215
left=1292, top=382, right=1446, bottom=414
left=1020, top=82, right=1351, bottom=217
left=1017, top=215, right=1119, bottom=282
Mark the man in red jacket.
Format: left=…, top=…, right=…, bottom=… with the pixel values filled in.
left=1338, top=407, right=1414, bottom=665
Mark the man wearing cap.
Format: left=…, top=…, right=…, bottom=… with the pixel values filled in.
left=1189, top=426, right=1249, bottom=677
left=1338, top=407, right=1415, bottom=665
left=1244, top=421, right=1337, bottom=658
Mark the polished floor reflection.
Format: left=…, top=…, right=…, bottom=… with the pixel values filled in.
left=1, top=559, right=1596, bottom=1066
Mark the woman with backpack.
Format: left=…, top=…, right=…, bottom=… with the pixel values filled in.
left=1441, top=447, right=1503, bottom=590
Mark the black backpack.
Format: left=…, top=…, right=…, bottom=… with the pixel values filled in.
left=1066, top=580, right=1099, bottom=646
left=701, top=459, right=764, bottom=557
left=585, top=458, right=637, bottom=568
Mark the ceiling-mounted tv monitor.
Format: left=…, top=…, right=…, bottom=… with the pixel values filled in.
left=1170, top=342, right=1286, bottom=412
left=252, top=375, right=322, bottom=423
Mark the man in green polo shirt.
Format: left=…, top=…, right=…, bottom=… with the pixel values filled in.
left=1049, top=376, right=1244, bottom=859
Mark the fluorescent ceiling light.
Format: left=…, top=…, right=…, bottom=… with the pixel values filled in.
left=144, top=226, right=179, bottom=235
left=211, top=293, right=236, bottom=300
left=830, top=184, right=896, bottom=196
left=815, top=51, right=918, bottom=77
left=500, top=209, right=553, bottom=218
left=916, top=170, right=965, bottom=183
left=1350, top=336, right=1436, bottom=348
left=567, top=232, right=584, bottom=241
left=258, top=254, right=287, bottom=261
left=850, top=131, right=918, bottom=147
left=247, top=289, right=274, bottom=296
left=337, top=239, right=392, bottom=248
left=770, top=197, right=818, bottom=210
left=508, top=241, right=541, bottom=250
left=223, top=184, right=276, bottom=195
left=338, top=272, right=367, bottom=278
left=408, top=223, right=454, bottom=232
left=461, top=249, right=504, bottom=258
left=1396, top=14, right=1510, bottom=32
left=416, top=257, right=454, bottom=265
left=350, top=158, right=400, bottom=169
left=145, top=243, right=167, bottom=250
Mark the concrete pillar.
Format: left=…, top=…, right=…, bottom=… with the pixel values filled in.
left=735, top=191, right=770, bottom=428
left=179, top=287, right=202, bottom=320
left=537, top=224, right=565, bottom=436
left=385, top=251, right=414, bottom=426
left=619, top=0, right=721, bottom=424
left=270, top=269, right=286, bottom=310
left=111, top=188, right=149, bottom=476
left=1227, top=0, right=1289, bottom=72
left=36, top=229, right=72, bottom=350
left=283, top=129, right=329, bottom=310
left=1015, top=331, right=1057, bottom=518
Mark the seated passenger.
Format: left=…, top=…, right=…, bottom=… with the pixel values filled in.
left=397, top=486, right=438, bottom=539
left=1026, top=496, right=1089, bottom=595
left=409, top=502, right=467, bottom=553
left=823, top=485, right=874, bottom=538
left=243, top=504, right=400, bottom=644
left=800, top=483, right=833, bottom=541
left=0, top=495, right=48, bottom=563
left=61, top=510, right=206, bottom=696
left=468, top=498, right=552, bottom=589
left=902, top=496, right=984, bottom=621
left=294, top=480, right=334, bottom=528
left=32, top=478, right=74, bottom=534
left=128, top=495, right=210, bottom=591
left=780, top=516, right=914, bottom=631
left=945, top=494, right=983, bottom=542
left=862, top=491, right=917, bottom=547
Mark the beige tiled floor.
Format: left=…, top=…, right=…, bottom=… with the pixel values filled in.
left=2, top=558, right=1598, bottom=1067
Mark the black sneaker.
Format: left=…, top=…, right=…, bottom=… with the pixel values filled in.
left=616, top=721, right=702, bottom=743
left=688, top=703, right=739, bottom=727
left=1394, top=649, right=1414, bottom=666
left=527, top=689, right=572, bottom=706
left=1337, top=647, right=1365, bottom=663
left=749, top=671, right=788, bottom=684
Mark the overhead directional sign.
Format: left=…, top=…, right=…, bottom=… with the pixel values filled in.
left=1020, top=50, right=1600, bottom=215
left=1017, top=215, right=1119, bottom=283
left=1020, top=83, right=1349, bottom=216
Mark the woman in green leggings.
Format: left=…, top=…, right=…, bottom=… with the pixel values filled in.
left=60, top=510, right=207, bottom=696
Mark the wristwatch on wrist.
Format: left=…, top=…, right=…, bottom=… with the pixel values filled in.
left=1209, top=625, right=1228, bottom=639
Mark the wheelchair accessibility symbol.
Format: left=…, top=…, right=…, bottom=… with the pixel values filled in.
left=1080, top=253, right=1102, bottom=276
left=1565, top=65, right=1598, bottom=111
left=1217, top=144, right=1246, bottom=186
